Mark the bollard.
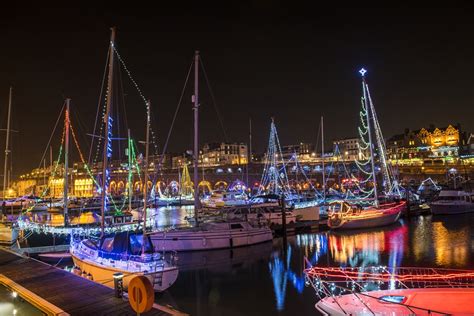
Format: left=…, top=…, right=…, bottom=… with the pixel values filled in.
left=113, top=272, right=124, bottom=298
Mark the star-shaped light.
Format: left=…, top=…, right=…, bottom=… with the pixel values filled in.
left=359, top=68, right=367, bottom=77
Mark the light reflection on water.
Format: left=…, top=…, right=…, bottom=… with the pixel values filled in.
left=30, top=207, right=473, bottom=315
left=160, top=213, right=474, bottom=315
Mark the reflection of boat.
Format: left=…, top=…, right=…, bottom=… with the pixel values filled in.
left=328, top=222, right=407, bottom=267
left=328, top=200, right=404, bottom=230
left=150, top=220, right=273, bottom=251
left=176, top=240, right=272, bottom=272
left=305, top=265, right=474, bottom=315
left=430, top=190, right=474, bottom=215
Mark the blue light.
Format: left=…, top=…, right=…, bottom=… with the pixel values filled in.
left=359, top=68, right=367, bottom=76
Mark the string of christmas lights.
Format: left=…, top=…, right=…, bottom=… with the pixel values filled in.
left=112, top=44, right=159, bottom=155
left=258, top=119, right=291, bottom=197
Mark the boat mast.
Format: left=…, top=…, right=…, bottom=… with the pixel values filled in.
left=193, top=50, right=200, bottom=224
left=3, top=86, right=12, bottom=202
left=247, top=117, right=252, bottom=189
left=64, top=98, right=70, bottom=226
left=101, top=27, right=116, bottom=238
left=321, top=116, right=326, bottom=201
left=128, top=128, right=132, bottom=212
left=178, top=160, right=182, bottom=196
left=142, top=100, right=151, bottom=254
left=360, top=68, right=379, bottom=207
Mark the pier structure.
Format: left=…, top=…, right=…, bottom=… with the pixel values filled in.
left=0, top=248, right=179, bottom=315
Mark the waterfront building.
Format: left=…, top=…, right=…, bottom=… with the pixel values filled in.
left=201, top=142, right=248, bottom=166
left=386, top=124, right=466, bottom=163
left=332, top=137, right=362, bottom=161
left=281, top=143, right=315, bottom=160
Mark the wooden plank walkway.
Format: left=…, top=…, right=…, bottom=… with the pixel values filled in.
left=0, top=248, right=171, bottom=316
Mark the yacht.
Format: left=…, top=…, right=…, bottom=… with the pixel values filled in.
left=227, top=205, right=297, bottom=226
left=201, top=190, right=249, bottom=208
left=305, top=265, right=474, bottom=315
left=430, top=190, right=474, bottom=215
left=290, top=200, right=320, bottom=221
left=70, top=231, right=178, bottom=291
left=149, top=220, right=273, bottom=251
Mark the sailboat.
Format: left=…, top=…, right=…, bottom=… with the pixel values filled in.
left=327, top=69, right=405, bottom=230
left=70, top=28, right=178, bottom=291
left=253, top=118, right=319, bottom=221
left=0, top=86, right=20, bottom=245
left=155, top=163, right=194, bottom=206
left=149, top=51, right=273, bottom=251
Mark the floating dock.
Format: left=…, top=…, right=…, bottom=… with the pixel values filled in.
left=0, top=248, right=178, bottom=315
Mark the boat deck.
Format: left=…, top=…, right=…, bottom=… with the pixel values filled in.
left=0, top=248, right=175, bottom=315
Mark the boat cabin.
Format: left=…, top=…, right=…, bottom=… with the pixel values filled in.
left=329, top=201, right=358, bottom=214
left=86, top=231, right=156, bottom=261
left=436, top=190, right=474, bottom=203
left=104, top=211, right=134, bottom=226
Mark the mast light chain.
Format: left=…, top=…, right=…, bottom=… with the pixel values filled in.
left=25, top=122, right=66, bottom=212
left=112, top=44, right=159, bottom=155
left=69, top=119, right=128, bottom=214
left=351, top=70, right=377, bottom=202
left=365, top=83, right=401, bottom=197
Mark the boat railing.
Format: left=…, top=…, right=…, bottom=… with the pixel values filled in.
left=72, top=238, right=178, bottom=270
left=304, top=263, right=474, bottom=315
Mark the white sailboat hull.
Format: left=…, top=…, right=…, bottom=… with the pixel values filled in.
left=150, top=225, right=273, bottom=252
left=246, top=212, right=297, bottom=226
left=71, top=252, right=178, bottom=292
left=292, top=206, right=319, bottom=221
left=431, top=201, right=474, bottom=215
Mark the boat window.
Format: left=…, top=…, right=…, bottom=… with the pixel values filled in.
left=379, top=295, right=406, bottom=304
left=438, top=196, right=460, bottom=201
left=231, top=223, right=243, bottom=229
left=100, top=237, right=114, bottom=252
left=129, top=234, right=154, bottom=255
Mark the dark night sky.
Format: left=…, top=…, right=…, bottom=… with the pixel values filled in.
left=1, top=3, right=474, bottom=176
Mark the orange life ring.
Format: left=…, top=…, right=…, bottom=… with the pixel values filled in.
left=128, top=275, right=154, bottom=314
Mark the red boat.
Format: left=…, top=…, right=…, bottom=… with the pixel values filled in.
left=327, top=200, right=405, bottom=230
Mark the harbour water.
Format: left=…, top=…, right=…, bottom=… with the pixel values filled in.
left=152, top=210, right=474, bottom=315
left=31, top=206, right=474, bottom=315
